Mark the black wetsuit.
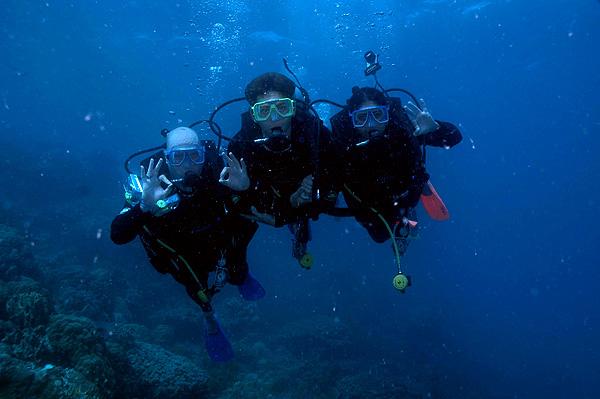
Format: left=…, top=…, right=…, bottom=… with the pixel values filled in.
left=330, top=97, right=462, bottom=243
left=227, top=104, right=337, bottom=255
left=110, top=153, right=257, bottom=312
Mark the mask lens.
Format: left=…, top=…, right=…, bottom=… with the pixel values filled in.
left=275, top=99, right=291, bottom=116
left=257, top=103, right=272, bottom=119
left=170, top=150, right=186, bottom=165
left=371, top=108, right=384, bottom=121
left=373, top=106, right=389, bottom=123
left=353, top=110, right=369, bottom=127
left=187, top=149, right=204, bottom=164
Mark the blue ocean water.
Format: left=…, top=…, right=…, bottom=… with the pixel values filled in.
left=1, top=0, right=599, bottom=398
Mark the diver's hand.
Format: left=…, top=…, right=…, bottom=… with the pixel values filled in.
left=219, top=152, right=250, bottom=191
left=140, top=158, right=174, bottom=214
left=290, top=175, right=313, bottom=208
left=404, top=99, right=440, bottom=136
left=241, top=206, right=276, bottom=226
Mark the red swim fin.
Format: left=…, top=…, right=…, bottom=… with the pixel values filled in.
left=420, top=181, right=450, bottom=221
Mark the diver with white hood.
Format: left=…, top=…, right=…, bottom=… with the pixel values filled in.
left=111, top=126, right=264, bottom=362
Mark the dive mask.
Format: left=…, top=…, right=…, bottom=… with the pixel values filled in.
left=251, top=97, right=296, bottom=122
left=164, top=145, right=205, bottom=166
left=350, top=105, right=389, bottom=128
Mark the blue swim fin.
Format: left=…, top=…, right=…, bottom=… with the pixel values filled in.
left=238, top=273, right=266, bottom=301
left=204, top=319, right=234, bottom=362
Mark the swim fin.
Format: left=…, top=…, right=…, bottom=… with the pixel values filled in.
left=238, top=273, right=266, bottom=301
left=420, top=181, right=450, bottom=221
left=204, top=318, right=234, bottom=362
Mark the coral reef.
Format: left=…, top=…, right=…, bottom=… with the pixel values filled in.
left=108, top=341, right=209, bottom=399
left=0, top=278, right=54, bottom=363
left=0, top=224, right=40, bottom=281
left=48, top=263, right=125, bottom=322
left=1, top=277, right=52, bottom=328
left=0, top=219, right=428, bottom=398
left=0, top=344, right=103, bottom=399
left=44, top=314, right=115, bottom=398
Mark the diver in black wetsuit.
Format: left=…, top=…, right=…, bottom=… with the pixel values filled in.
left=110, top=126, right=263, bottom=362
left=227, top=72, right=337, bottom=268
left=330, top=87, right=462, bottom=264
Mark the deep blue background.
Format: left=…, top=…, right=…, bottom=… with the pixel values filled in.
left=1, top=1, right=599, bottom=397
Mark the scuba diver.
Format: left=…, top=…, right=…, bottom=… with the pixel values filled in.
left=110, top=126, right=264, bottom=362
left=227, top=72, right=337, bottom=269
left=329, top=85, right=462, bottom=287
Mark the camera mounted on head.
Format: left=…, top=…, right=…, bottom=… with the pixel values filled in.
left=364, top=50, right=382, bottom=76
